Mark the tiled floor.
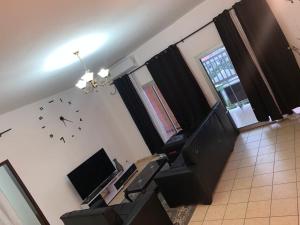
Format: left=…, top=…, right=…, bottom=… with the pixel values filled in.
left=189, top=118, right=300, bottom=225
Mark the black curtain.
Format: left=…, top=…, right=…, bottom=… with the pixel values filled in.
left=214, top=10, right=282, bottom=122
left=146, top=45, right=211, bottom=132
left=234, top=0, right=300, bottom=114
left=114, top=75, right=164, bottom=154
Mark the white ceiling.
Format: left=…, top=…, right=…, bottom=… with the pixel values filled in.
left=0, top=0, right=203, bottom=115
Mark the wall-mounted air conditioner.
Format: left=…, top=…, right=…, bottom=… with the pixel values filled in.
left=109, top=56, right=137, bottom=79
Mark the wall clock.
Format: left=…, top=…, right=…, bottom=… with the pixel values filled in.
left=38, top=98, right=83, bottom=143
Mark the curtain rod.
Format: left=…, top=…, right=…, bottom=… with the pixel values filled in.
left=125, top=7, right=234, bottom=77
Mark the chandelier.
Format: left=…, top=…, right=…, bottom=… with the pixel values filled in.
left=74, top=51, right=112, bottom=93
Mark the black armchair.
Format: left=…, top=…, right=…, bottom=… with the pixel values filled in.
left=60, top=191, right=173, bottom=225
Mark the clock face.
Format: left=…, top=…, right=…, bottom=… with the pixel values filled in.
left=38, top=97, right=83, bottom=143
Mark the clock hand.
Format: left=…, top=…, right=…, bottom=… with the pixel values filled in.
left=0, top=129, right=12, bottom=138
left=59, top=116, right=67, bottom=126
left=64, top=118, right=73, bottom=123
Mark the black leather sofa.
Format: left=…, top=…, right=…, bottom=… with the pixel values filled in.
left=155, top=102, right=238, bottom=207
left=60, top=191, right=173, bottom=225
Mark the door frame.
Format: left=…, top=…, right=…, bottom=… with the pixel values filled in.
left=0, top=160, right=50, bottom=225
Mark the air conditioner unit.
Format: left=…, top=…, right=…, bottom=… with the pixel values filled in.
left=109, top=56, right=138, bottom=79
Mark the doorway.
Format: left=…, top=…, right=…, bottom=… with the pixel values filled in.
left=200, top=46, right=258, bottom=128
left=0, top=160, right=49, bottom=225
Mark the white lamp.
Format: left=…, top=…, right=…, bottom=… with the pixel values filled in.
left=75, top=79, right=87, bottom=89
left=98, top=68, right=110, bottom=78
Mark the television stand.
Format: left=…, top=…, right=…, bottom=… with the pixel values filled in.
left=81, top=163, right=137, bottom=209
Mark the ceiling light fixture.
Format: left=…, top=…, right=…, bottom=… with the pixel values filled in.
left=74, top=51, right=113, bottom=93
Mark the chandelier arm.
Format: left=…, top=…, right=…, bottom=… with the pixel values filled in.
left=73, top=51, right=88, bottom=72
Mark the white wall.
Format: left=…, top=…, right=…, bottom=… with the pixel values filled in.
left=129, top=0, right=300, bottom=104
left=0, top=87, right=150, bottom=225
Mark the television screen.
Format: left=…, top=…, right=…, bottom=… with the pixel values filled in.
left=67, top=148, right=116, bottom=200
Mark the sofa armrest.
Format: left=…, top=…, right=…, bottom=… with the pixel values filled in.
left=124, top=191, right=173, bottom=225
left=60, top=207, right=123, bottom=225
left=154, top=166, right=210, bottom=207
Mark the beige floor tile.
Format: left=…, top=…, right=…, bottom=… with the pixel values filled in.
left=276, top=141, right=294, bottom=151
left=212, top=192, right=230, bottom=205
left=221, top=170, right=237, bottom=181
left=224, top=160, right=240, bottom=171
left=247, top=135, right=261, bottom=143
left=273, top=170, right=297, bottom=184
left=222, top=219, right=244, bottom=225
left=276, top=134, right=294, bottom=142
left=229, top=189, right=251, bottom=203
left=260, top=138, right=276, bottom=148
left=272, top=183, right=297, bottom=199
left=249, top=186, right=272, bottom=201
left=252, top=173, right=273, bottom=187
left=246, top=200, right=271, bottom=218
left=256, top=153, right=275, bottom=164
left=255, top=163, right=274, bottom=175
left=239, top=157, right=257, bottom=168
left=237, top=167, right=255, bottom=178
left=202, top=220, right=223, bottom=225
left=233, top=177, right=253, bottom=190
left=271, top=198, right=298, bottom=216
left=188, top=222, right=203, bottom=225
left=275, top=151, right=296, bottom=161
left=296, top=157, right=300, bottom=169
left=245, top=141, right=260, bottom=149
left=263, top=130, right=277, bottom=136
left=270, top=216, right=298, bottom=225
left=296, top=169, right=300, bottom=181
left=190, top=205, right=208, bottom=222
left=274, top=159, right=295, bottom=172
left=205, top=205, right=226, bottom=221
left=244, top=218, right=270, bottom=225
left=259, top=145, right=276, bottom=155
left=224, top=203, right=247, bottom=219
left=216, top=180, right=234, bottom=193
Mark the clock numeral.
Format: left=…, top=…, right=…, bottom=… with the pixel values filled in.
left=42, top=126, right=46, bottom=129
left=68, top=101, right=72, bottom=105
left=50, top=134, right=54, bottom=138
left=80, top=118, right=83, bottom=122
left=60, top=98, right=63, bottom=103
left=39, top=116, right=44, bottom=121
left=78, top=127, right=82, bottom=131
left=0, top=129, right=12, bottom=138
left=48, top=100, right=54, bottom=103
left=76, top=110, right=80, bottom=113
left=60, top=137, right=66, bottom=143
left=40, top=107, right=44, bottom=111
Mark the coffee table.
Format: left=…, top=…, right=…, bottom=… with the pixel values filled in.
left=124, top=158, right=167, bottom=202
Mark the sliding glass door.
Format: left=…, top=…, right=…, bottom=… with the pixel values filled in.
left=200, top=46, right=258, bottom=128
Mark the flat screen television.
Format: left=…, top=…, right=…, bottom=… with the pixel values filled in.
left=67, top=148, right=116, bottom=200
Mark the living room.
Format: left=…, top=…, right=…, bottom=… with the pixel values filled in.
left=0, top=0, right=300, bottom=225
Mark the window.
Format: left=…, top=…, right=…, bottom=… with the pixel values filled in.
left=143, top=81, right=181, bottom=140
